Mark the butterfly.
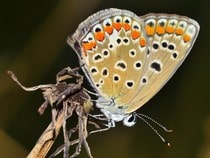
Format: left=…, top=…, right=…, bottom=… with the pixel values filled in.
left=67, top=8, right=200, bottom=128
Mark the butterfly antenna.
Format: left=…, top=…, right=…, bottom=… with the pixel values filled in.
left=137, top=113, right=173, bottom=132
left=136, top=113, right=172, bottom=147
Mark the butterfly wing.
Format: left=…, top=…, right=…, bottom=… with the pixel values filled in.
left=68, top=9, right=200, bottom=116
left=68, top=8, right=149, bottom=107
left=124, top=14, right=200, bottom=113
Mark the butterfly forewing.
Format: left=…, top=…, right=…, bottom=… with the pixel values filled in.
left=70, top=9, right=149, bottom=106
left=125, top=14, right=200, bottom=113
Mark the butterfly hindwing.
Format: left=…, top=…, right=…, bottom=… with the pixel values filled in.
left=125, top=14, right=200, bottom=113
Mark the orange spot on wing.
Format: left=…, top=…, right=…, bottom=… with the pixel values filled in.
left=176, top=28, right=184, bottom=35
left=139, top=38, right=146, bottom=47
left=82, top=41, right=96, bottom=52
left=166, top=26, right=175, bottom=34
left=183, top=34, right=191, bottom=42
left=131, top=30, right=140, bottom=39
left=82, top=42, right=91, bottom=51
left=123, top=23, right=131, bottom=31
left=94, top=32, right=105, bottom=41
left=113, top=22, right=122, bottom=31
left=90, top=41, right=96, bottom=48
left=145, top=25, right=155, bottom=36
left=156, top=26, right=165, bottom=35
left=104, top=26, right=113, bottom=34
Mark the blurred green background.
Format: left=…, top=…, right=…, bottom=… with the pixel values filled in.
left=1, top=0, right=209, bottom=157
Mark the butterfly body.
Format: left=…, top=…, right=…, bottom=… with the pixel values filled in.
left=68, top=8, right=199, bottom=126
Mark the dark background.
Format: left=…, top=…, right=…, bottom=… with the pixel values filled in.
left=1, top=0, right=209, bottom=158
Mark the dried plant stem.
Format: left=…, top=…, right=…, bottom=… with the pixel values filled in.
left=27, top=110, right=64, bottom=158
left=8, top=69, right=95, bottom=158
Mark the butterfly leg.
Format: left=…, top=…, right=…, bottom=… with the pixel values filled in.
left=88, top=113, right=116, bottom=134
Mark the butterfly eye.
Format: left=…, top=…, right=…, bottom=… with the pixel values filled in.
left=123, top=114, right=137, bottom=127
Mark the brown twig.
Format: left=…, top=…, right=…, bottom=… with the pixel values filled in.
left=27, top=109, right=64, bottom=158
left=8, top=68, right=96, bottom=158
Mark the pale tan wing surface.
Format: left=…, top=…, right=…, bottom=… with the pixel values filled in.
left=125, top=14, right=200, bottom=113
